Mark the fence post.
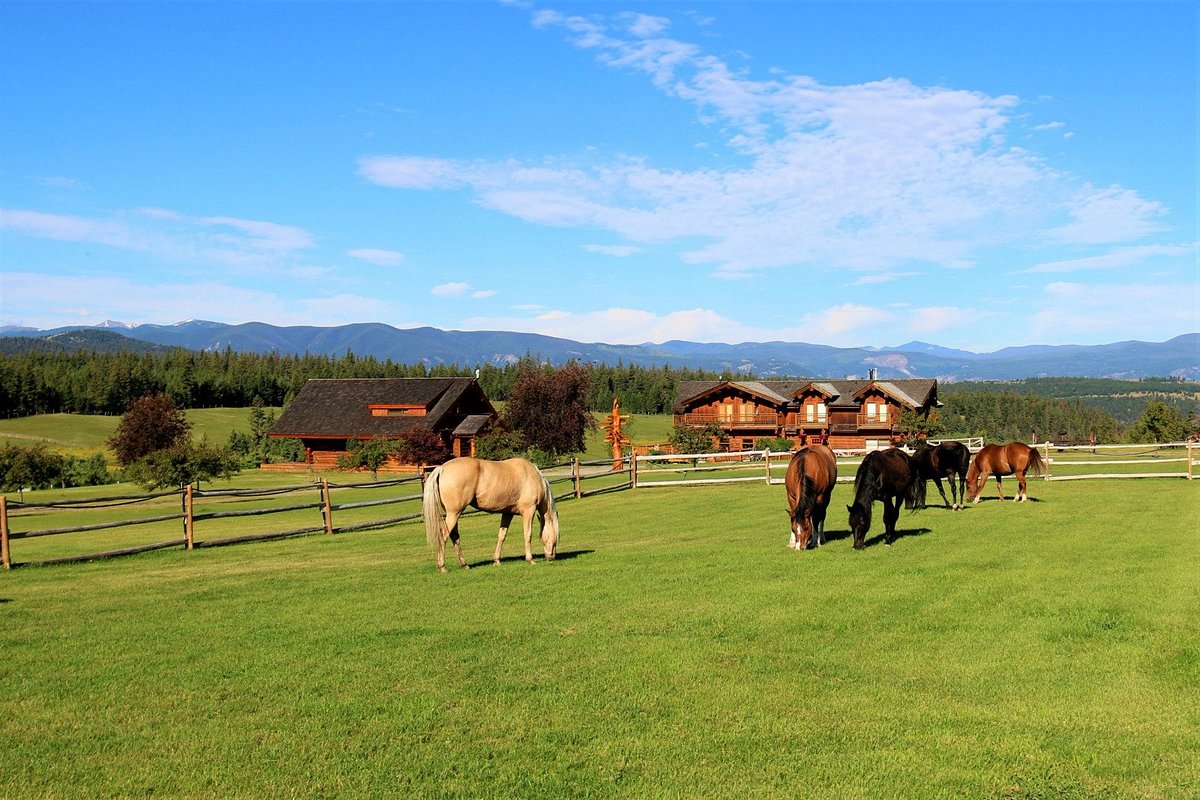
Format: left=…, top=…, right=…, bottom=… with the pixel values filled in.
left=1, top=495, right=10, bottom=569
left=573, top=457, right=581, bottom=499
left=184, top=484, right=194, bottom=550
left=1043, top=442, right=1052, bottom=480
left=764, top=449, right=771, bottom=484
left=321, top=479, right=334, bottom=535
left=631, top=453, right=639, bottom=489
left=1188, top=440, right=1194, bottom=481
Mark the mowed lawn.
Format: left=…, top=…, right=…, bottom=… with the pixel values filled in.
left=1, top=477, right=1197, bottom=798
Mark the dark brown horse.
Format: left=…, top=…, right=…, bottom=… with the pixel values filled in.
left=965, top=442, right=1046, bottom=503
left=911, top=440, right=971, bottom=510
left=847, top=448, right=925, bottom=549
left=784, top=444, right=838, bottom=550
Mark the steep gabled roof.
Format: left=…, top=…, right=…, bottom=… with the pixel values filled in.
left=852, top=379, right=939, bottom=409
left=674, top=380, right=791, bottom=411
left=268, top=378, right=495, bottom=438
left=675, top=377, right=939, bottom=411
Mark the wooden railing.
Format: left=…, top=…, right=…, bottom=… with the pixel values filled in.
left=678, top=412, right=779, bottom=428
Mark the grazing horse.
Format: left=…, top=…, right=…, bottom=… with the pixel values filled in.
left=422, top=456, right=559, bottom=573
left=846, top=448, right=925, bottom=549
left=966, top=442, right=1045, bottom=504
left=784, top=445, right=838, bottom=550
left=911, top=440, right=971, bottom=510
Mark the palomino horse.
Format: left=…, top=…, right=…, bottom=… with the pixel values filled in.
left=784, top=444, right=838, bottom=550
left=966, top=442, right=1045, bottom=503
left=422, top=456, right=559, bottom=573
left=911, top=440, right=971, bottom=510
left=847, top=448, right=925, bottom=549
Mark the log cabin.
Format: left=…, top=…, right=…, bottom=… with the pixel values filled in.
left=673, top=373, right=940, bottom=452
left=266, top=377, right=497, bottom=471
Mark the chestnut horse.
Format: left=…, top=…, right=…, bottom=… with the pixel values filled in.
left=965, top=442, right=1046, bottom=503
left=422, top=457, right=559, bottom=572
left=912, top=440, right=971, bottom=510
left=784, top=444, right=838, bottom=550
left=847, top=448, right=925, bottom=549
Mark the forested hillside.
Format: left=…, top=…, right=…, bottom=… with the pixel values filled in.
left=0, top=348, right=732, bottom=418
left=947, top=377, right=1200, bottom=425
left=3, top=348, right=1196, bottom=443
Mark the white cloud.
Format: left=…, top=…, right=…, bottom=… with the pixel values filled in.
left=0, top=206, right=316, bottom=269
left=1047, top=185, right=1169, bottom=245
left=432, top=282, right=471, bottom=297
left=1030, top=281, right=1198, bottom=341
left=358, top=155, right=467, bottom=189
left=584, top=243, right=641, bottom=257
left=1025, top=243, right=1196, bottom=273
left=472, top=289, right=497, bottom=299
left=0, top=271, right=396, bottom=329
left=348, top=248, right=406, bottom=266
left=361, top=8, right=1173, bottom=284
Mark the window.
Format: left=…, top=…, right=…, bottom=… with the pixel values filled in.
left=817, top=403, right=827, bottom=423
left=806, top=404, right=815, bottom=422
left=879, top=404, right=888, bottom=422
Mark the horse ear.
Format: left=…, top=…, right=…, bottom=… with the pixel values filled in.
left=846, top=504, right=853, bottom=513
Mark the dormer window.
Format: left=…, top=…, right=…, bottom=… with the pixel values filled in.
left=368, top=404, right=427, bottom=417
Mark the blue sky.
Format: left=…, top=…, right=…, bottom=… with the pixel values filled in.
left=1, top=1, right=1196, bottom=352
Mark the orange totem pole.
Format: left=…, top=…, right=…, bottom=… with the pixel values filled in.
left=604, top=396, right=631, bottom=470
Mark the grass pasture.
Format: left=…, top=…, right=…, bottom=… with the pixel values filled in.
left=2, top=477, right=1198, bottom=798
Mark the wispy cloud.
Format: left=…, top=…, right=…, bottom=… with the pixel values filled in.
left=584, top=243, right=641, bottom=257
left=1024, top=242, right=1197, bottom=273
left=0, top=270, right=398, bottom=328
left=0, top=206, right=316, bottom=269
left=348, top=248, right=406, bottom=266
left=432, top=282, right=471, bottom=297
left=361, top=6, right=1172, bottom=284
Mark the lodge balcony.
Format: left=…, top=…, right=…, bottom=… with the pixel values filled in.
left=677, top=412, right=781, bottom=431
left=857, top=413, right=894, bottom=429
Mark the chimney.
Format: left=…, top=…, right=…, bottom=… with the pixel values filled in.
left=869, top=368, right=878, bottom=381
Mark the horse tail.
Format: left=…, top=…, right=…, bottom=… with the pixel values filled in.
left=1025, top=445, right=1046, bottom=477
left=422, top=465, right=446, bottom=549
left=906, top=455, right=926, bottom=510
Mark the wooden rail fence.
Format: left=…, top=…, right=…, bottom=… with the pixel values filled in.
left=1, top=442, right=1193, bottom=569
left=0, top=458, right=632, bottom=570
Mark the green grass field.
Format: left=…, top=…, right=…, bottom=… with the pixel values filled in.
left=2, top=475, right=1197, bottom=798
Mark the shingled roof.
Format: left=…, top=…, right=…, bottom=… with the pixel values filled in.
left=268, top=378, right=495, bottom=439
left=674, top=378, right=939, bottom=412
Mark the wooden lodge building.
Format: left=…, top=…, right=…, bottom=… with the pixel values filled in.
left=266, top=378, right=496, bottom=471
left=673, top=374, right=941, bottom=452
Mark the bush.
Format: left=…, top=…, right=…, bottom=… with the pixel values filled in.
left=124, top=441, right=241, bottom=490
left=754, top=437, right=794, bottom=452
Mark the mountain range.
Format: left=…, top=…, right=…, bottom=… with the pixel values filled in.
left=1, top=320, right=1197, bottom=382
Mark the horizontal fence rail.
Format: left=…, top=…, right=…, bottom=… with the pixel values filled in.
left=0, top=440, right=1193, bottom=569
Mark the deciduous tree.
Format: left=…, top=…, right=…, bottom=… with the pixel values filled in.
left=108, top=393, right=191, bottom=466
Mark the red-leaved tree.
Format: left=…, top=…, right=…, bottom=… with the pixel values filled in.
left=502, top=363, right=596, bottom=456
left=108, top=393, right=192, bottom=467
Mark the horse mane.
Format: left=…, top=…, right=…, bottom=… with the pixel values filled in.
left=851, top=451, right=884, bottom=508
left=540, top=473, right=557, bottom=516
left=794, top=450, right=819, bottom=524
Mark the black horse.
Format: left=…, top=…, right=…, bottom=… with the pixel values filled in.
left=911, top=440, right=971, bottom=510
left=847, top=448, right=925, bottom=549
